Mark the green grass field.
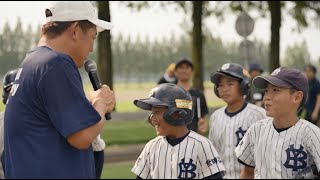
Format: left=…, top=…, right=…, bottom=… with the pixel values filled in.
left=101, top=119, right=156, bottom=146
left=0, top=103, right=4, bottom=112
left=102, top=161, right=136, bottom=179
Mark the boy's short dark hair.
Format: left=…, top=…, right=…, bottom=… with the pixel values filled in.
left=304, top=64, right=317, bottom=74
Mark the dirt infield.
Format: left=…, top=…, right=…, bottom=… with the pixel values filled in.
left=105, top=144, right=145, bottom=163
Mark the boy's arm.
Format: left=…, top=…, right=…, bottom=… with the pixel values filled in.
left=311, top=94, right=320, bottom=122
left=307, top=127, right=320, bottom=174
left=131, top=142, right=152, bottom=179
left=197, top=139, right=226, bottom=179
left=197, top=117, right=208, bottom=135
left=235, top=125, right=256, bottom=178
left=240, top=166, right=254, bottom=179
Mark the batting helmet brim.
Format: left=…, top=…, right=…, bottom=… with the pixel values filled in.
left=134, top=97, right=168, bottom=111
left=210, top=71, right=241, bottom=85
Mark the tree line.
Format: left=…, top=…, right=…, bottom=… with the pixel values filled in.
left=0, top=18, right=313, bottom=83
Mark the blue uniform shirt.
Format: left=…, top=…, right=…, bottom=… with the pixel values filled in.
left=305, top=78, right=320, bottom=113
left=4, top=46, right=101, bottom=178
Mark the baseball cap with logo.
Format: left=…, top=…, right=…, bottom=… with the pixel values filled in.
left=45, top=1, right=113, bottom=32
left=253, top=67, right=308, bottom=100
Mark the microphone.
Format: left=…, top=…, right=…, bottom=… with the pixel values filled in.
left=84, top=59, right=112, bottom=120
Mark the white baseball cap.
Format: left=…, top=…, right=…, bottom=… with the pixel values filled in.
left=45, top=1, right=113, bottom=32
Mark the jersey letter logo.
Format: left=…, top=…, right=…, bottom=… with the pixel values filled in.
left=178, top=158, right=196, bottom=179
left=283, top=144, right=307, bottom=171
left=235, top=127, right=247, bottom=146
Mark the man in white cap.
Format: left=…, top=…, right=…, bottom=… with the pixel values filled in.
left=3, top=2, right=115, bottom=178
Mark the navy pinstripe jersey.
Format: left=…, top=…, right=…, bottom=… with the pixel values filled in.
left=132, top=131, right=225, bottom=179
left=208, top=103, right=266, bottom=178
left=235, top=118, right=320, bottom=179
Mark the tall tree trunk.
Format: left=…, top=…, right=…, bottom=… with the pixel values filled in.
left=192, top=1, right=204, bottom=92
left=98, top=1, right=113, bottom=90
left=268, top=1, right=281, bottom=72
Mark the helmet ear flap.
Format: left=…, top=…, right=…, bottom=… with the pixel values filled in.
left=239, top=79, right=249, bottom=96
left=163, top=107, right=187, bottom=126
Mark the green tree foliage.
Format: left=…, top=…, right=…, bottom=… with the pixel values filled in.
left=0, top=21, right=277, bottom=84
left=0, top=18, right=38, bottom=78
left=282, top=41, right=311, bottom=70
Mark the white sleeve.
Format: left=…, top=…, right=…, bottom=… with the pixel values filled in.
left=92, top=134, right=106, bottom=151
left=208, top=113, right=219, bottom=151
left=197, top=139, right=226, bottom=179
left=307, top=127, right=320, bottom=172
left=235, top=124, right=255, bottom=167
left=131, top=142, right=151, bottom=179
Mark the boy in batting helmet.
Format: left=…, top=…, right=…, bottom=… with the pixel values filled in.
left=208, top=63, right=266, bottom=179
left=0, top=69, right=19, bottom=179
left=132, top=83, right=225, bottom=179
left=235, top=67, right=320, bottom=179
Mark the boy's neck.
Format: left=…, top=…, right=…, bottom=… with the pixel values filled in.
left=227, top=98, right=246, bottom=113
left=177, top=80, right=192, bottom=91
left=166, top=127, right=190, bottom=139
left=273, top=113, right=299, bottom=129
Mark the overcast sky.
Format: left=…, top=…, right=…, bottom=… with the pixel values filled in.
left=0, top=1, right=319, bottom=62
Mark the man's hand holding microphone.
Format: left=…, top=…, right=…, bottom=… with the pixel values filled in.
left=88, top=85, right=115, bottom=121
left=85, top=59, right=115, bottom=120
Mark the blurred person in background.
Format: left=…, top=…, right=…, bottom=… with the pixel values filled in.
left=303, top=64, right=320, bottom=127
left=175, top=57, right=209, bottom=135
left=246, top=63, right=265, bottom=107
left=157, top=63, right=177, bottom=84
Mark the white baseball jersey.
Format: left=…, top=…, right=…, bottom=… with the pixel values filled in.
left=132, top=131, right=225, bottom=179
left=235, top=118, right=320, bottom=179
left=92, top=134, right=105, bottom=152
left=208, top=103, right=266, bottom=179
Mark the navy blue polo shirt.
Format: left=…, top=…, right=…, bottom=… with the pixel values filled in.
left=305, top=78, right=320, bottom=112
left=4, top=46, right=101, bottom=178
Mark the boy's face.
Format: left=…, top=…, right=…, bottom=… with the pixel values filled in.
left=250, top=70, right=261, bottom=79
left=175, top=64, right=193, bottom=81
left=217, top=75, right=243, bottom=104
left=304, top=67, right=315, bottom=81
left=263, top=83, right=302, bottom=118
left=150, top=106, right=172, bottom=137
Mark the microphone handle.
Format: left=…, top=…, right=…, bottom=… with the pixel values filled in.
left=88, top=72, right=112, bottom=120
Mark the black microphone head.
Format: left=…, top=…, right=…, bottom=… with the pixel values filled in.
left=84, top=59, right=97, bottom=72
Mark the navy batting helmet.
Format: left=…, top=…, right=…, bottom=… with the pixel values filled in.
left=210, top=63, right=250, bottom=98
left=134, top=83, right=194, bottom=126
left=2, top=69, right=19, bottom=104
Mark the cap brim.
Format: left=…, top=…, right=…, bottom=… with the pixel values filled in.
left=133, top=97, right=168, bottom=111
left=176, top=60, right=193, bottom=69
left=89, top=19, right=113, bottom=32
left=210, top=72, right=239, bottom=84
left=252, top=76, right=292, bottom=89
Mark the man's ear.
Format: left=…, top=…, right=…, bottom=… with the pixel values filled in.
left=69, top=22, right=79, bottom=40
